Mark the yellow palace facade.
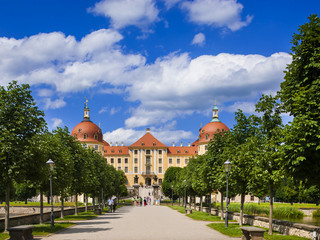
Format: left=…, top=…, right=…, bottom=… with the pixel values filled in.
left=71, top=101, right=229, bottom=189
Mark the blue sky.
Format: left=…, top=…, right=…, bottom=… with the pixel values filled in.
left=0, top=0, right=319, bottom=145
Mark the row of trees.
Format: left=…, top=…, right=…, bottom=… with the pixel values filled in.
left=162, top=14, right=320, bottom=235
left=0, top=81, right=127, bottom=231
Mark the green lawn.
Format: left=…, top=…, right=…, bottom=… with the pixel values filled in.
left=0, top=222, right=74, bottom=240
left=208, top=223, right=310, bottom=240
left=55, top=210, right=99, bottom=221
left=168, top=205, right=236, bottom=222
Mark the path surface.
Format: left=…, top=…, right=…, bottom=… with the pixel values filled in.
left=41, top=205, right=240, bottom=240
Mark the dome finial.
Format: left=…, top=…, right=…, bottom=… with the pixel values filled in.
left=83, top=97, right=90, bottom=120
left=211, top=99, right=220, bottom=122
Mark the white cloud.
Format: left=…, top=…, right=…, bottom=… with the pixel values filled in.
left=0, top=29, right=145, bottom=93
left=191, top=33, right=205, bottom=46
left=110, top=107, right=121, bottom=115
left=52, top=118, right=63, bottom=129
left=225, top=101, right=256, bottom=114
left=99, top=106, right=109, bottom=114
left=103, top=127, right=195, bottom=145
left=89, top=0, right=159, bottom=30
left=163, top=0, right=182, bottom=9
left=123, top=52, right=291, bottom=128
left=37, top=88, right=54, bottom=97
left=181, top=0, right=253, bottom=31
left=44, top=98, right=66, bottom=110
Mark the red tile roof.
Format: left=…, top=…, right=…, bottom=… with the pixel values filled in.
left=130, top=132, right=167, bottom=148
left=167, top=146, right=198, bottom=156
left=104, top=146, right=129, bottom=156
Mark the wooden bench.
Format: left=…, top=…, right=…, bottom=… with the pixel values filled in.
left=240, top=227, right=266, bottom=240
left=94, top=208, right=102, bottom=215
left=185, top=209, right=192, bottom=214
left=8, top=225, right=34, bottom=240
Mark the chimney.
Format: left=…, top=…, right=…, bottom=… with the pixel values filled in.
left=146, top=128, right=150, bottom=133
left=172, top=142, right=175, bottom=147
left=180, top=142, right=183, bottom=147
left=121, top=141, right=124, bottom=147
left=188, top=142, right=190, bottom=147
left=116, top=141, right=118, bottom=147
left=110, top=142, right=112, bottom=147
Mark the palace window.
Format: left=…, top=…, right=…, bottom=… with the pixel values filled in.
left=177, top=158, right=180, bottom=164
left=159, top=150, right=162, bottom=154
left=119, top=149, right=122, bottom=153
left=169, top=158, right=172, bottom=164
left=94, top=134, right=98, bottom=140
left=134, top=158, right=138, bottom=164
left=205, top=134, right=209, bottom=140
left=94, top=145, right=98, bottom=150
left=177, top=150, right=180, bottom=153
left=125, top=158, right=128, bottom=164
left=159, top=167, right=162, bottom=173
left=111, top=158, right=114, bottom=164
left=159, top=158, right=162, bottom=164
left=146, top=149, right=150, bottom=154
left=111, top=149, right=114, bottom=153
left=159, top=179, right=162, bottom=185
left=146, top=156, right=151, bottom=164
left=185, top=159, right=189, bottom=164
left=83, top=133, right=87, bottom=139
left=141, top=142, right=145, bottom=146
left=78, top=128, right=81, bottom=133
left=118, top=167, right=121, bottom=170
left=134, top=167, right=138, bottom=173
left=134, top=150, right=138, bottom=154
left=251, top=195, right=254, bottom=201
left=125, top=167, right=128, bottom=173
left=118, top=158, right=121, bottom=164
left=153, top=142, right=156, bottom=146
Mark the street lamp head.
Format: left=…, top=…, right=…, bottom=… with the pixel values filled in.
left=46, top=159, right=55, bottom=171
left=224, top=160, right=232, bottom=173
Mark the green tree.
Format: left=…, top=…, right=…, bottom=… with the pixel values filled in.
left=252, top=94, right=284, bottom=234
left=226, top=110, right=260, bottom=225
left=162, top=167, right=182, bottom=200
left=279, top=14, right=320, bottom=187
left=0, top=81, right=46, bottom=230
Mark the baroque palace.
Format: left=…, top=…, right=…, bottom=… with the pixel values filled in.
left=71, top=100, right=229, bottom=189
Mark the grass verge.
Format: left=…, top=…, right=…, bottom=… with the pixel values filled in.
left=168, top=206, right=235, bottom=222
left=207, top=223, right=310, bottom=240
left=0, top=222, right=74, bottom=239
left=55, top=210, right=98, bottom=221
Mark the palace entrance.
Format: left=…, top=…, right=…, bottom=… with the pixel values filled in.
left=145, top=178, right=151, bottom=186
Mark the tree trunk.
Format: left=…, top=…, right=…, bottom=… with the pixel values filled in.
left=75, top=194, right=78, bottom=216
left=61, top=197, right=64, bottom=219
left=47, top=194, right=50, bottom=204
left=200, top=196, right=203, bottom=212
left=40, top=190, right=44, bottom=224
left=269, top=185, right=273, bottom=235
left=25, top=199, right=27, bottom=204
left=179, top=197, right=181, bottom=206
left=194, top=196, right=197, bottom=210
left=5, top=183, right=10, bottom=231
left=189, top=195, right=192, bottom=209
left=208, top=194, right=212, bottom=216
left=258, top=198, right=261, bottom=205
left=240, top=193, right=245, bottom=226
left=85, top=194, right=88, bottom=212
left=93, top=196, right=96, bottom=211
left=220, top=193, right=224, bottom=220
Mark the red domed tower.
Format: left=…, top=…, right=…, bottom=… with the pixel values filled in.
left=198, top=101, right=229, bottom=154
left=71, top=99, right=105, bottom=155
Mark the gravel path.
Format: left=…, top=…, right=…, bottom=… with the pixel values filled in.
left=40, top=205, right=241, bottom=240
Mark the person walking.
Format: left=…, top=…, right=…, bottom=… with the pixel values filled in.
left=113, top=198, right=117, bottom=212
left=108, top=198, right=113, bottom=213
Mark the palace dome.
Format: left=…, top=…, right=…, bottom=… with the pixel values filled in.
left=198, top=121, right=229, bottom=144
left=71, top=99, right=103, bottom=143
left=71, top=120, right=103, bottom=143
left=198, top=103, right=229, bottom=144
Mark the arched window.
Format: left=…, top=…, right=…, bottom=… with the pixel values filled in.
left=83, top=133, right=87, bottom=139
left=94, top=134, right=98, bottom=140
left=205, top=134, right=209, bottom=140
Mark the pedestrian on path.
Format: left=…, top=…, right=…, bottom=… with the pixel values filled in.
left=108, top=198, right=113, bottom=212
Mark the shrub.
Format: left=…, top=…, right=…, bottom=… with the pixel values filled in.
left=312, top=209, right=320, bottom=217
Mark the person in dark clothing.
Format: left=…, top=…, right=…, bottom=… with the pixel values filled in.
left=113, top=199, right=117, bottom=212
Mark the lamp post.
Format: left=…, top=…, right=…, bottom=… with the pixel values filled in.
left=224, top=160, right=232, bottom=228
left=184, top=180, right=187, bottom=210
left=171, top=185, right=174, bottom=206
left=46, top=159, right=55, bottom=228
